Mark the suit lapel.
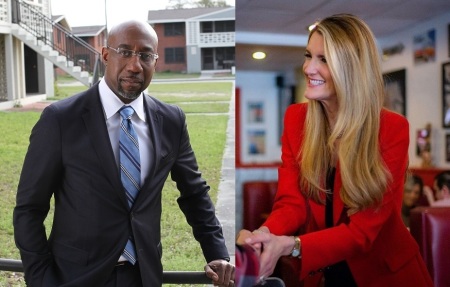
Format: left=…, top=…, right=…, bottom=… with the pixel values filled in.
left=81, top=86, right=128, bottom=210
left=138, top=94, right=162, bottom=194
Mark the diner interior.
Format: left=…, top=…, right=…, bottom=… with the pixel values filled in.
left=235, top=1, right=450, bottom=286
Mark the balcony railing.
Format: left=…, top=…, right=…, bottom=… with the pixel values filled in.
left=199, top=32, right=235, bottom=47
left=0, top=258, right=211, bottom=284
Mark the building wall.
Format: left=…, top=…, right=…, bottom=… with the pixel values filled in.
left=79, top=34, right=105, bottom=71
left=235, top=71, right=282, bottom=230
left=186, top=45, right=200, bottom=73
left=84, top=32, right=106, bottom=52
left=153, top=23, right=187, bottom=73
left=379, top=11, right=450, bottom=168
left=0, top=34, right=7, bottom=100
left=0, top=0, right=55, bottom=108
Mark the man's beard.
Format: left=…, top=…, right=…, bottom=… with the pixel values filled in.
left=118, top=85, right=141, bottom=100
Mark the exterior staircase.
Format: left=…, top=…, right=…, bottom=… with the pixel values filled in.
left=11, top=0, right=103, bottom=87
left=11, top=24, right=91, bottom=86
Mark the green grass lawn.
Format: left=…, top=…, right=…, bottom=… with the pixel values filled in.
left=153, top=72, right=201, bottom=79
left=0, top=81, right=232, bottom=286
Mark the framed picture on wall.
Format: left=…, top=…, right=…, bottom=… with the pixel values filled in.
left=413, top=29, right=436, bottom=64
left=247, top=102, right=264, bottom=123
left=416, top=127, right=431, bottom=156
left=383, top=69, right=406, bottom=116
left=247, top=129, right=266, bottom=155
left=442, top=62, right=450, bottom=127
left=278, top=86, right=295, bottom=144
left=448, top=24, right=450, bottom=57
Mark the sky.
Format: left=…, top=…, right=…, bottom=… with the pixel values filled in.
left=51, top=0, right=235, bottom=29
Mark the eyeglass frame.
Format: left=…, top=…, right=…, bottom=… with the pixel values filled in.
left=106, top=46, right=159, bottom=63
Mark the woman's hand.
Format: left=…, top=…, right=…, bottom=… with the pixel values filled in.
left=244, top=232, right=295, bottom=279
left=236, top=227, right=269, bottom=256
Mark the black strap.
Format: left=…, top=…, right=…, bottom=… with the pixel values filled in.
left=325, top=167, right=336, bottom=228
left=323, top=167, right=357, bottom=287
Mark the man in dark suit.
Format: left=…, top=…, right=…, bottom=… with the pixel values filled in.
left=13, top=20, right=234, bottom=287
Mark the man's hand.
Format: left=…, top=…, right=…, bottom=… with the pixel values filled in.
left=205, top=259, right=235, bottom=287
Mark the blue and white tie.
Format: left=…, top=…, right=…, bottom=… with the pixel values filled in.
left=119, top=106, right=140, bottom=264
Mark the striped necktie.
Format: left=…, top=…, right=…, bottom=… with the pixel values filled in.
left=119, top=106, right=140, bottom=264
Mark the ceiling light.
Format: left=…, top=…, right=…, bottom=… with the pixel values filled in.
left=252, top=51, right=266, bottom=60
left=308, top=23, right=317, bottom=31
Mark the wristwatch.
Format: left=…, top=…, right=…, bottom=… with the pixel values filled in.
left=290, top=236, right=301, bottom=258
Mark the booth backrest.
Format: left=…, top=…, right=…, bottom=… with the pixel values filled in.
left=409, top=168, right=444, bottom=187
left=410, top=206, right=450, bottom=287
left=243, top=181, right=278, bottom=231
left=242, top=181, right=304, bottom=287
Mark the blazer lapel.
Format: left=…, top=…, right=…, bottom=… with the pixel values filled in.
left=82, top=87, right=128, bottom=210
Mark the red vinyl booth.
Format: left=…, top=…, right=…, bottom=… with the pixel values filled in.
left=410, top=206, right=450, bottom=287
left=242, top=181, right=303, bottom=287
left=242, top=181, right=278, bottom=231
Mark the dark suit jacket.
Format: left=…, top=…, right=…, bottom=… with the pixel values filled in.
left=13, top=83, right=229, bottom=286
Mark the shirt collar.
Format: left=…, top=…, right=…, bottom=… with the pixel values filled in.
left=99, top=78, right=146, bottom=122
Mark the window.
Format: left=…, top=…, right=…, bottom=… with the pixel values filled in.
left=201, top=21, right=235, bottom=33
left=201, top=22, right=213, bottom=33
left=164, top=23, right=185, bottom=36
left=216, top=47, right=235, bottom=61
left=215, top=21, right=235, bottom=32
left=165, top=47, right=185, bottom=63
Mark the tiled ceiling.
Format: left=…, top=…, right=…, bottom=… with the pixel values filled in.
left=236, top=0, right=450, bottom=72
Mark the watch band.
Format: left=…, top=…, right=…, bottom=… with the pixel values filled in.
left=290, top=236, right=301, bottom=258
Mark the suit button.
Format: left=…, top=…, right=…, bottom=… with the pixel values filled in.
left=130, top=212, right=135, bottom=219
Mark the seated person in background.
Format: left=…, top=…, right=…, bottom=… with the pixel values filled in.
left=424, top=171, right=450, bottom=206
left=401, top=174, right=424, bottom=228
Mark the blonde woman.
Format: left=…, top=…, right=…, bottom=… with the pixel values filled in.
left=237, top=14, right=432, bottom=287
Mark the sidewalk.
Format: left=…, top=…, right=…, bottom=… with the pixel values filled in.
left=215, top=81, right=236, bottom=264
left=6, top=101, right=54, bottom=112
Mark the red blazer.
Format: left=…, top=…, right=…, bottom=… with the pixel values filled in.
left=263, top=103, right=433, bottom=287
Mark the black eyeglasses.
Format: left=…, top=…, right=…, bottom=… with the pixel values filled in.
left=107, top=46, right=159, bottom=63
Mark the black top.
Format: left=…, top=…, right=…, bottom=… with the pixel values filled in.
left=324, top=167, right=358, bottom=287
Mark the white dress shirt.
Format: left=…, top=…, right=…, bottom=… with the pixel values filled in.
left=98, top=78, right=152, bottom=187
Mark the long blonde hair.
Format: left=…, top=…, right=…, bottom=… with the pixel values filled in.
left=299, top=14, right=391, bottom=214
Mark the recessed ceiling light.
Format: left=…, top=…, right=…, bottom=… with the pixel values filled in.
left=252, top=51, right=266, bottom=60
left=308, top=23, right=317, bottom=31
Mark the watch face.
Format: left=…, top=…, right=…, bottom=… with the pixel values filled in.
left=291, top=249, right=300, bottom=257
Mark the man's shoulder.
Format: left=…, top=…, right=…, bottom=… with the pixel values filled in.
left=143, top=93, right=183, bottom=116
left=52, top=85, right=98, bottom=110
